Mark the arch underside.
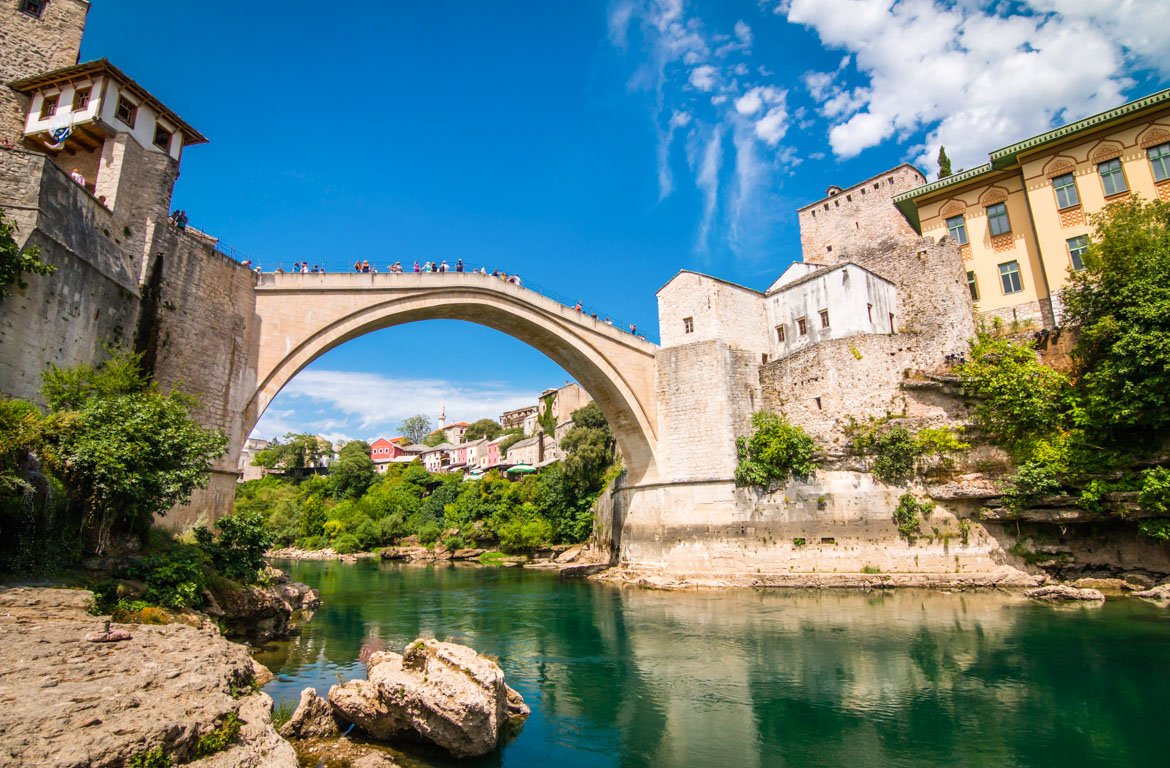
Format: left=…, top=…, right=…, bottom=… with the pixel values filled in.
left=250, top=287, right=659, bottom=483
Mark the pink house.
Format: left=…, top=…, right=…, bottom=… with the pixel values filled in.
left=370, top=437, right=411, bottom=473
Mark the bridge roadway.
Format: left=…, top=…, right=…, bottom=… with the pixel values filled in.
left=249, top=271, right=661, bottom=484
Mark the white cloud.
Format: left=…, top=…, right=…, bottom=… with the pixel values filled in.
left=689, top=64, right=718, bottom=91
left=694, top=125, right=724, bottom=252
left=755, top=106, right=789, bottom=145
left=251, top=370, right=539, bottom=443
left=784, top=0, right=1167, bottom=170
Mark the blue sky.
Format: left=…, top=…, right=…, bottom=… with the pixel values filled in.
left=78, top=1, right=1169, bottom=443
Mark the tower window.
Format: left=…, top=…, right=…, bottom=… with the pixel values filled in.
left=819, top=309, right=830, bottom=328
left=153, top=123, right=173, bottom=151
left=19, top=0, right=47, bottom=19
left=797, top=317, right=808, bottom=336
left=72, top=86, right=91, bottom=111
left=38, top=93, right=58, bottom=119
left=115, top=95, right=138, bottom=128
left=775, top=325, right=786, bottom=342
left=683, top=316, right=694, bottom=334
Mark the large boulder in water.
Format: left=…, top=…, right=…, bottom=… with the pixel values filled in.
left=280, top=687, right=342, bottom=739
left=1025, top=585, right=1106, bottom=602
left=328, top=639, right=528, bottom=758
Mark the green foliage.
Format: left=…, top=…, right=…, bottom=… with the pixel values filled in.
left=463, top=418, right=503, bottom=441
left=126, top=747, right=171, bottom=768
left=498, top=516, right=553, bottom=553
left=193, top=510, right=272, bottom=584
left=1062, top=198, right=1170, bottom=446
left=937, top=146, right=953, bottom=179
left=538, top=394, right=557, bottom=436
left=1138, top=519, right=1170, bottom=542
left=329, top=440, right=376, bottom=499
left=792, top=537, right=806, bottom=548
left=734, top=411, right=818, bottom=488
left=957, top=333, right=1070, bottom=455
left=332, top=533, right=361, bottom=554
left=861, top=564, right=882, bottom=574
left=129, top=546, right=207, bottom=609
left=1139, top=467, right=1170, bottom=516
left=422, top=430, right=446, bottom=447
left=399, top=414, right=432, bottom=445
left=193, top=712, right=242, bottom=757
left=41, top=346, right=148, bottom=411
left=870, top=426, right=917, bottom=484
left=1001, top=436, right=1071, bottom=512
left=914, top=426, right=970, bottom=459
left=252, top=433, right=323, bottom=472
left=893, top=494, right=933, bottom=541
left=497, top=428, right=526, bottom=457
left=0, top=206, right=56, bottom=299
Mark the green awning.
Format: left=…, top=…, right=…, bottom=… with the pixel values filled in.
left=508, top=464, right=537, bottom=473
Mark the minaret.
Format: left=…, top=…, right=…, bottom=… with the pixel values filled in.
left=438, top=398, right=446, bottom=429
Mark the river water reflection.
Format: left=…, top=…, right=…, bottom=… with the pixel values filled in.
left=259, top=559, right=1170, bottom=767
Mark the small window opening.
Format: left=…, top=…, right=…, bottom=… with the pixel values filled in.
left=826, top=245, right=832, bottom=253
left=834, top=200, right=839, bottom=207
left=72, top=86, right=91, bottom=111
left=775, top=325, right=786, bottom=342
left=846, top=194, right=852, bottom=202
left=889, top=313, right=896, bottom=333
left=39, top=93, right=58, bottom=119
left=819, top=309, right=830, bottom=328
left=821, top=537, right=836, bottom=545
left=866, top=303, right=873, bottom=322
left=761, top=353, right=768, bottom=364
left=19, top=0, right=47, bottom=19
left=683, top=316, right=694, bottom=334
left=115, top=95, right=137, bottom=128
left=814, top=397, right=822, bottom=410
left=797, top=317, right=808, bottom=336
left=153, top=123, right=173, bottom=151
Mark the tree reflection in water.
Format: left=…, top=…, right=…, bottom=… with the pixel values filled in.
left=258, top=560, right=1170, bottom=768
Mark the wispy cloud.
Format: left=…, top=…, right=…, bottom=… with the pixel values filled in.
left=608, top=1, right=794, bottom=260
left=251, top=370, right=543, bottom=444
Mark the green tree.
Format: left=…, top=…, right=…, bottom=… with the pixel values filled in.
left=463, top=418, right=503, bottom=441
left=734, top=411, right=818, bottom=488
left=422, top=430, right=446, bottom=447
left=399, top=414, right=432, bottom=444
left=937, top=146, right=953, bottom=179
left=497, top=428, right=526, bottom=457
left=329, top=440, right=376, bottom=499
left=0, top=207, right=55, bottom=299
left=37, top=349, right=228, bottom=553
left=253, top=433, right=323, bottom=471
left=194, top=509, right=273, bottom=583
left=1062, top=198, right=1170, bottom=446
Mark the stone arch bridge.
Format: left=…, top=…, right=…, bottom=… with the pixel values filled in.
left=248, top=272, right=661, bottom=484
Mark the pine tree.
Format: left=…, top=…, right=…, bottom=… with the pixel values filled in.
left=937, top=146, right=953, bottom=179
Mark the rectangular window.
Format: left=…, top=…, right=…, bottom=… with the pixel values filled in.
left=153, top=123, right=173, bottom=151
left=19, top=0, right=47, bottom=18
left=1148, top=143, right=1170, bottom=183
left=998, top=261, right=1023, bottom=294
left=987, top=202, right=1011, bottom=236
left=39, top=93, right=58, bottom=119
left=1098, top=157, right=1128, bottom=196
left=1067, top=235, right=1090, bottom=271
left=115, top=95, right=137, bottom=128
left=797, top=317, right=808, bottom=336
left=946, top=214, right=968, bottom=245
left=867, top=303, right=872, bottom=322
left=819, top=309, right=830, bottom=328
left=71, top=86, right=91, bottom=111
left=1052, top=173, right=1080, bottom=209
left=775, top=325, right=785, bottom=342
left=683, top=316, right=694, bottom=334
left=967, top=271, right=979, bottom=301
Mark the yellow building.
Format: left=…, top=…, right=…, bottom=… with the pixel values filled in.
left=895, top=88, right=1170, bottom=326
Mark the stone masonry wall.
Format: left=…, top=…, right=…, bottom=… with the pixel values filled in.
left=655, top=340, right=762, bottom=482
left=657, top=271, right=768, bottom=354
left=140, top=226, right=260, bottom=530
left=0, top=0, right=89, bottom=142
left=797, top=164, right=926, bottom=262
left=0, top=147, right=139, bottom=400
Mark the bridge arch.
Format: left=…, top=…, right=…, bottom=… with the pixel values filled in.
left=248, top=272, right=660, bottom=484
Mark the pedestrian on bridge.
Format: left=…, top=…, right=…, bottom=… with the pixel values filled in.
left=456, top=259, right=464, bottom=273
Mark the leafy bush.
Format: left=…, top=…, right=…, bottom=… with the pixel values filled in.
left=417, top=522, right=442, bottom=545
left=0, top=206, right=56, bottom=299
left=499, top=517, right=553, bottom=553
left=129, top=546, right=207, bottom=609
left=1001, top=437, right=1070, bottom=512
left=1138, top=519, right=1170, bottom=542
left=194, top=510, right=272, bottom=584
left=1139, top=467, right=1170, bottom=516
left=193, top=713, right=242, bottom=757
left=126, top=747, right=171, bottom=768
left=871, top=426, right=918, bottom=484
left=332, top=533, right=361, bottom=554
left=893, top=494, right=933, bottom=542
left=734, top=411, right=817, bottom=488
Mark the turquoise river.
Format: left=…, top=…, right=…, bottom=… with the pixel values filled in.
left=259, top=559, right=1170, bottom=767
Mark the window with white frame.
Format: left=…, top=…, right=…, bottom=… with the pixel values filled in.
left=1148, top=142, right=1170, bottom=183
left=987, top=202, right=1011, bottom=237
left=1067, top=235, right=1090, bottom=271
left=819, top=309, right=830, bottom=328
left=775, top=325, right=785, bottom=342
left=797, top=317, right=808, bottom=336
left=1052, top=173, right=1080, bottom=209
left=946, top=214, right=968, bottom=245
left=115, top=95, right=137, bottom=128
left=39, top=93, right=58, bottom=119
left=998, top=261, right=1023, bottom=294
left=1098, top=157, right=1128, bottom=196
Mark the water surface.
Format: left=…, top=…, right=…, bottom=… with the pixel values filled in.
left=259, top=559, right=1170, bottom=767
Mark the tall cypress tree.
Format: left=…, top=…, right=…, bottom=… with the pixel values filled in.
left=937, top=146, right=953, bottom=179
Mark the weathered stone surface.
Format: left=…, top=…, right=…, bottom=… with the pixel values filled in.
left=291, top=736, right=403, bottom=768
left=0, top=587, right=295, bottom=768
left=280, top=687, right=341, bottom=740
left=1025, top=585, right=1106, bottom=602
left=329, top=639, right=528, bottom=758
left=201, top=578, right=320, bottom=640
left=1070, top=578, right=1140, bottom=595
left=1133, top=583, right=1170, bottom=602
left=452, top=548, right=487, bottom=560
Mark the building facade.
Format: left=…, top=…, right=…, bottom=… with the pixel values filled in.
left=895, top=87, right=1170, bottom=326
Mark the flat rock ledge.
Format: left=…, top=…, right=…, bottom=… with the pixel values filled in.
left=1133, top=583, right=1170, bottom=603
left=0, top=586, right=296, bottom=768
left=283, top=638, right=529, bottom=758
left=592, top=567, right=1044, bottom=591
left=1025, top=585, right=1107, bottom=602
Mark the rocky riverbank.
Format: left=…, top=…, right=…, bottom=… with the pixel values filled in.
left=270, top=541, right=606, bottom=570
left=0, top=587, right=296, bottom=767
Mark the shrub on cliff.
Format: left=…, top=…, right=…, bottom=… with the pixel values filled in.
left=194, top=510, right=272, bottom=584
left=735, top=411, right=817, bottom=488
left=0, top=207, right=55, bottom=299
